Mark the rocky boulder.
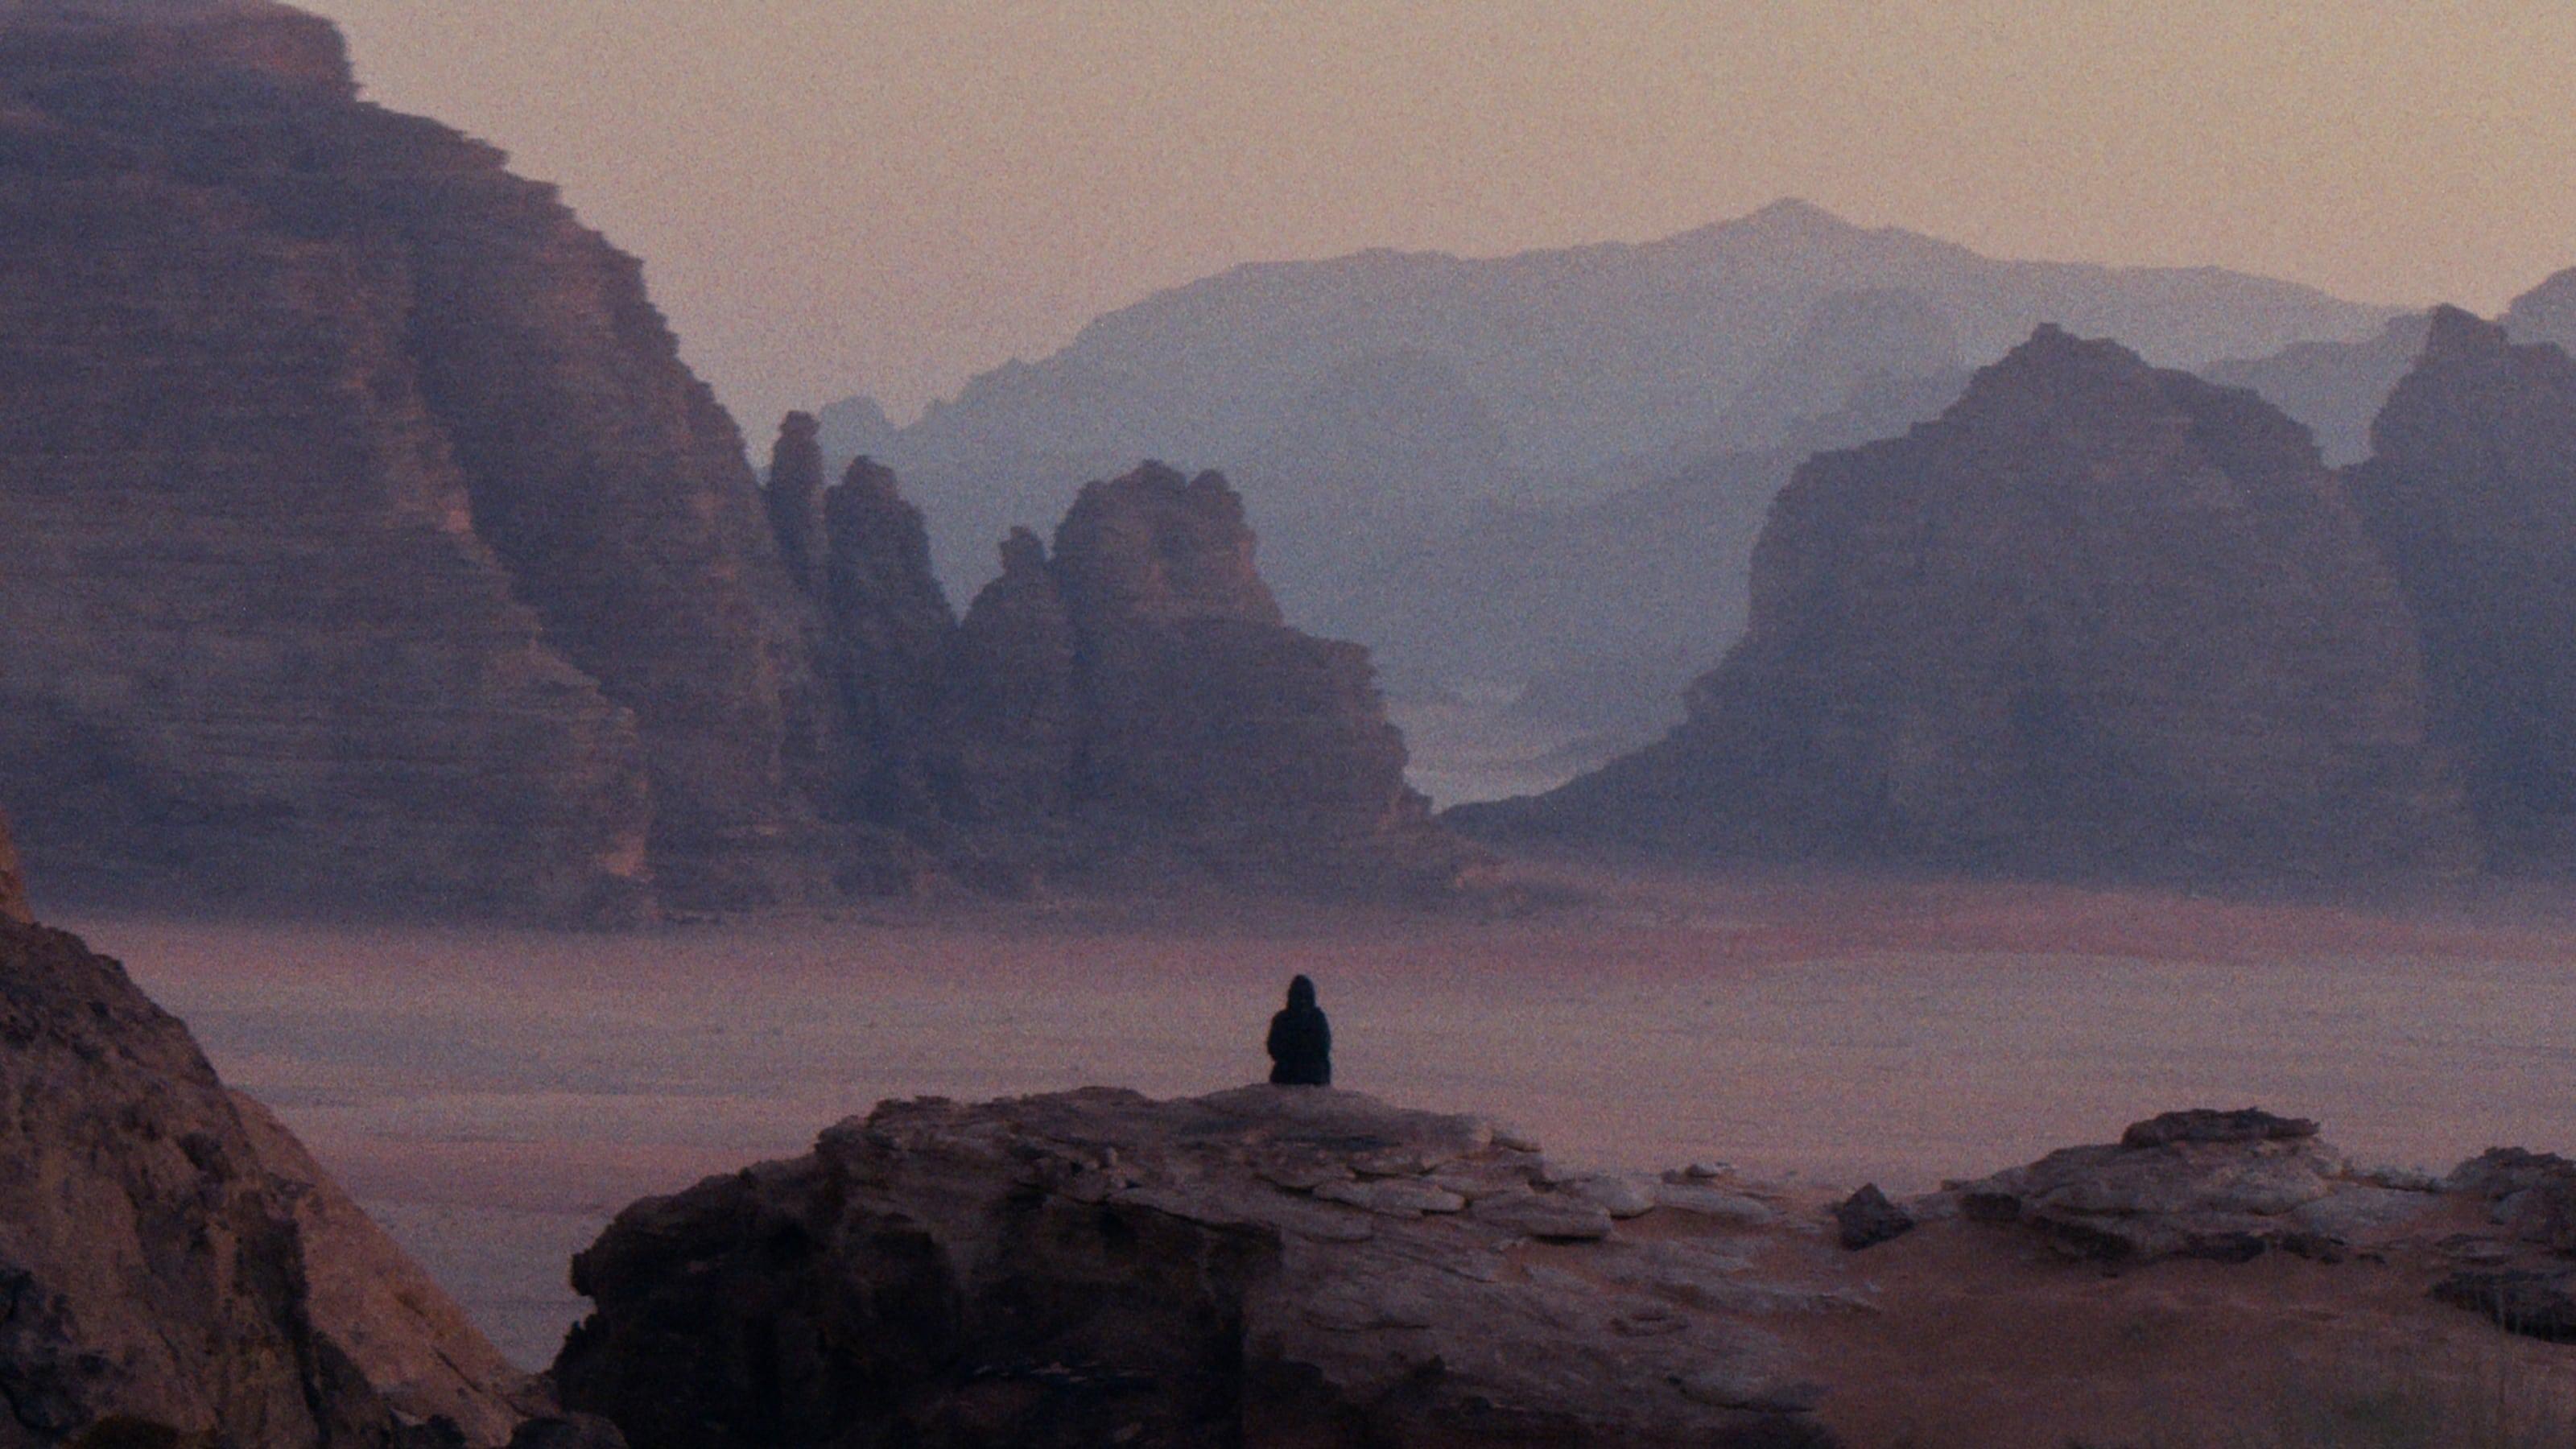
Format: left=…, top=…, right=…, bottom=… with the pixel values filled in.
left=2349, top=308, right=2576, bottom=867
left=1459, top=325, right=2476, bottom=884
left=1945, top=1108, right=2440, bottom=1265
left=552, top=1087, right=1841, bottom=1448
left=0, top=915, right=545, bottom=1446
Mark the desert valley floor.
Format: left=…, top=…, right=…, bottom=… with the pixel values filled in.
left=61, top=864, right=2576, bottom=1373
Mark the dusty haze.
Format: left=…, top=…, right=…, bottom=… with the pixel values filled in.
left=291, top=0, right=2576, bottom=431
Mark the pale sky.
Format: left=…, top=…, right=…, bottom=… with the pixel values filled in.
left=293, top=0, right=2576, bottom=433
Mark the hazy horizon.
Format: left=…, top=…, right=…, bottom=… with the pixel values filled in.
left=289, top=0, right=2576, bottom=435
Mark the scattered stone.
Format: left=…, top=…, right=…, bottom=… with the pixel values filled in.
left=1315, top=1177, right=1468, bottom=1217
left=1471, top=1191, right=1616, bottom=1241
left=1252, top=1144, right=1355, bottom=1192
left=1833, top=1185, right=1915, bottom=1250
left=2288, top=1186, right=2441, bottom=1242
left=1567, top=1174, right=1659, bottom=1219
left=1655, top=1184, right=1781, bottom=1227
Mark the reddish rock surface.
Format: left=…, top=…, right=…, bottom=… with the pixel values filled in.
left=1459, top=327, right=2476, bottom=883
left=0, top=0, right=819, bottom=919
left=2350, top=308, right=2576, bottom=867
left=0, top=911, right=544, bottom=1446
left=553, top=1088, right=1834, bottom=1449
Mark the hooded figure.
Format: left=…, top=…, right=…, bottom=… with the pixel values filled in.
left=1265, top=975, right=1332, bottom=1086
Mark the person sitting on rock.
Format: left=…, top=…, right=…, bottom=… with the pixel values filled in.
left=1265, top=975, right=1331, bottom=1086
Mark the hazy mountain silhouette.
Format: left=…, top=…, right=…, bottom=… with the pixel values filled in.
left=1302, top=367, right=1974, bottom=722
left=2200, top=266, right=2576, bottom=469
left=828, top=200, right=2396, bottom=601
left=2202, top=314, right=2434, bottom=465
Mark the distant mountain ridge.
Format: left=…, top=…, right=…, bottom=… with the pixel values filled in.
left=824, top=200, right=2400, bottom=595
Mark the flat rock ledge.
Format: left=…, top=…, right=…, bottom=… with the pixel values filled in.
left=552, top=1087, right=1847, bottom=1448
left=1941, top=1108, right=2442, bottom=1265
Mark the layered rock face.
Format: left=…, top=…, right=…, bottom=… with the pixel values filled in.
left=1458, top=326, right=2475, bottom=882
left=0, top=0, right=819, bottom=917
left=554, top=1088, right=1835, bottom=1449
left=0, top=912, right=543, bottom=1446
left=2348, top=309, right=2576, bottom=866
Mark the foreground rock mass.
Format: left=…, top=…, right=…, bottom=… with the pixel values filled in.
left=552, top=1088, right=2576, bottom=1449
left=2349, top=308, right=2576, bottom=866
left=555, top=1088, right=1836, bottom=1448
left=1458, top=326, right=2475, bottom=881
left=0, top=912, right=544, bottom=1446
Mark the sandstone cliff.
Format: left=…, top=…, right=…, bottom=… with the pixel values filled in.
left=2349, top=308, right=2576, bottom=866
left=0, top=0, right=822, bottom=919
left=0, top=913, right=543, bottom=1446
left=941, top=465, right=1474, bottom=896
left=1457, top=326, right=2476, bottom=883
left=752, top=442, right=1476, bottom=898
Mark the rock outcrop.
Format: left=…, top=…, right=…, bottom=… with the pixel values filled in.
left=811, top=458, right=955, bottom=826
left=0, top=0, right=823, bottom=919
left=941, top=465, right=1474, bottom=896
left=553, top=1087, right=1837, bottom=1449
left=1944, top=1108, right=2441, bottom=1265
left=551, top=1088, right=2576, bottom=1447
left=0, top=912, right=544, bottom=1446
left=1459, top=326, right=2476, bottom=884
left=761, top=413, right=829, bottom=589
left=751, top=445, right=1476, bottom=898
left=2348, top=308, right=2576, bottom=866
